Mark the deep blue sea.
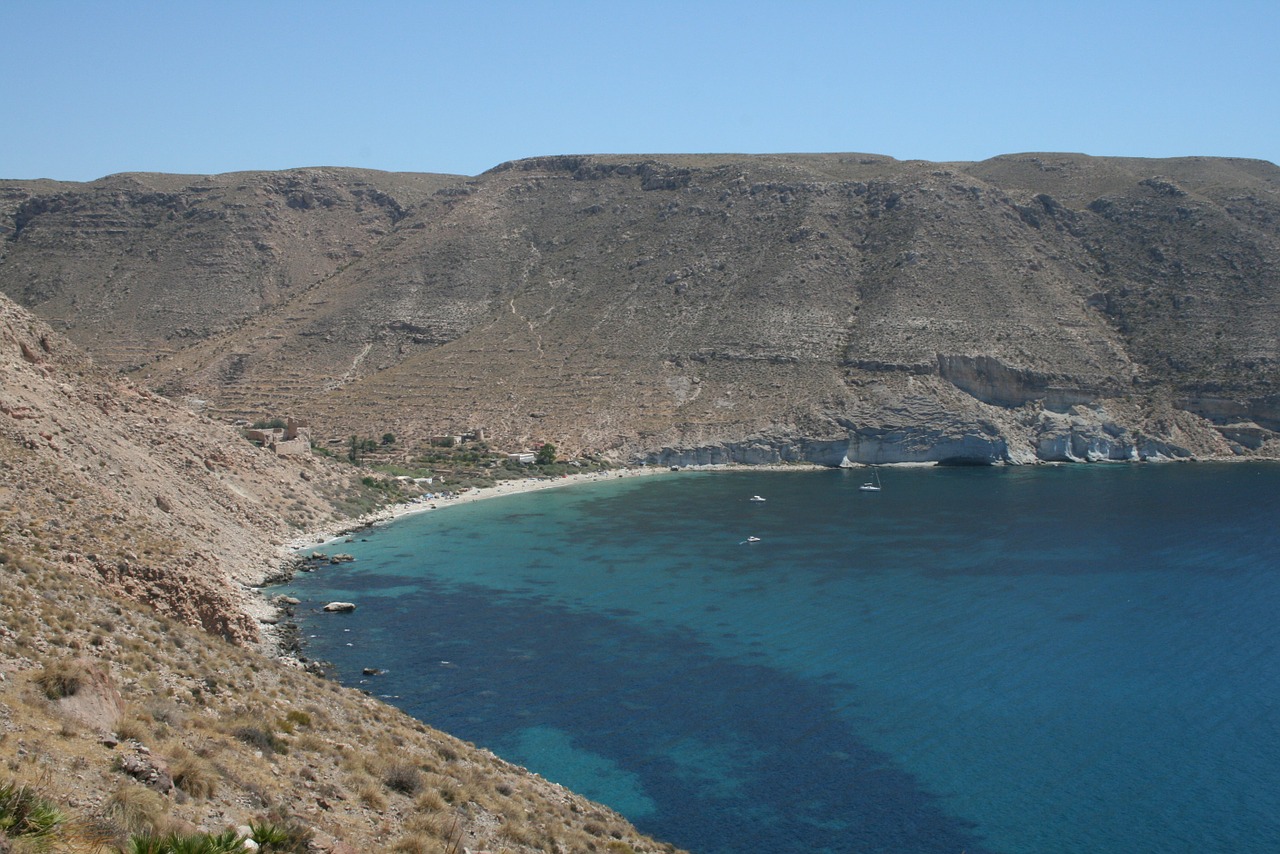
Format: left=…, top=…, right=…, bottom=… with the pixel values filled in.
left=279, top=463, right=1280, bottom=854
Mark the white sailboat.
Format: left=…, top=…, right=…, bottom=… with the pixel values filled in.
left=859, top=467, right=882, bottom=492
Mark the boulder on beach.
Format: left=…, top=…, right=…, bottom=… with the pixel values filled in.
left=322, top=602, right=356, bottom=613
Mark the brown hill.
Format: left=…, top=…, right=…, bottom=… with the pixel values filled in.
left=2, top=154, right=1278, bottom=464
left=0, top=291, right=355, bottom=642
left=0, top=291, right=681, bottom=853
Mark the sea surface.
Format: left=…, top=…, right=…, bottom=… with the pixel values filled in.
left=279, top=463, right=1280, bottom=854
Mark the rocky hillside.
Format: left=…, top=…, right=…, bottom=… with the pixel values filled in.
left=0, top=292, right=361, bottom=643
left=0, top=292, right=681, bottom=853
left=2, top=154, right=1278, bottom=464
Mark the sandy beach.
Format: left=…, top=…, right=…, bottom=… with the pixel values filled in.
left=281, top=464, right=675, bottom=556
left=280, top=461, right=833, bottom=556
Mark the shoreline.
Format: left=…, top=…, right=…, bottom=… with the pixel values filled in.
left=252, top=454, right=1254, bottom=657
left=265, top=452, right=1216, bottom=580
left=255, top=462, right=826, bottom=658
left=278, top=461, right=832, bottom=555
left=281, top=464, right=666, bottom=554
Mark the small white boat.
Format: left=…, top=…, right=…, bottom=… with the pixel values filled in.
left=750, top=495, right=766, bottom=502
left=747, top=536, right=761, bottom=542
left=859, top=467, right=882, bottom=492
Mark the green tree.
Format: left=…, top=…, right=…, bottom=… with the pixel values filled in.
left=381, top=432, right=396, bottom=446
left=536, top=443, right=557, bottom=465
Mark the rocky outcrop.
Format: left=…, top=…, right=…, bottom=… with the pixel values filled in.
left=643, top=394, right=1252, bottom=466
left=936, top=354, right=1111, bottom=410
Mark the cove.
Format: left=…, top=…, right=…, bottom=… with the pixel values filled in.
left=280, top=462, right=1280, bottom=854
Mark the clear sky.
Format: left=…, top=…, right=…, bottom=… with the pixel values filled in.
left=3, top=0, right=1277, bottom=181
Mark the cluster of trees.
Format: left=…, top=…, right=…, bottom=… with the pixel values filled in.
left=348, top=433, right=395, bottom=464
left=339, top=432, right=558, bottom=469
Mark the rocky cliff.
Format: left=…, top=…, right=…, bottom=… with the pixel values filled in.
left=3, top=153, right=1277, bottom=464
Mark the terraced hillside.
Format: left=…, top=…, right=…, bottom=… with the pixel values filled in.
left=2, top=153, right=1278, bottom=464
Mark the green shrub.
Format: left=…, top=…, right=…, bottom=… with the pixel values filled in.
left=249, top=815, right=313, bottom=852
left=0, top=779, right=65, bottom=840
left=128, top=829, right=246, bottom=853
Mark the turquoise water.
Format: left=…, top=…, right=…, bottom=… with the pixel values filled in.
left=280, top=463, right=1280, bottom=854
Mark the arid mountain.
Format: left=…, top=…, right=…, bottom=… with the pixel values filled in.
left=0, top=291, right=680, bottom=853
left=3, top=153, right=1278, bottom=464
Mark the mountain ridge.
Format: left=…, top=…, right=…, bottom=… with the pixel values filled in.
left=3, top=152, right=1278, bottom=464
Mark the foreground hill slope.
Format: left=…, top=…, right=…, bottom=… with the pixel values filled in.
left=0, top=292, right=681, bottom=853
left=2, top=154, right=1278, bottom=464
left=0, top=292, right=360, bottom=642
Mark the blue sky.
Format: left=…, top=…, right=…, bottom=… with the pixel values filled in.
left=3, top=0, right=1277, bottom=181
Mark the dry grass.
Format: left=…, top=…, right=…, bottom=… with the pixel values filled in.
left=389, top=835, right=451, bottom=854
left=167, top=747, right=218, bottom=799
left=381, top=760, right=424, bottom=796
left=114, top=709, right=152, bottom=744
left=103, top=782, right=166, bottom=835
left=356, top=781, right=387, bottom=812
left=34, top=659, right=89, bottom=700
